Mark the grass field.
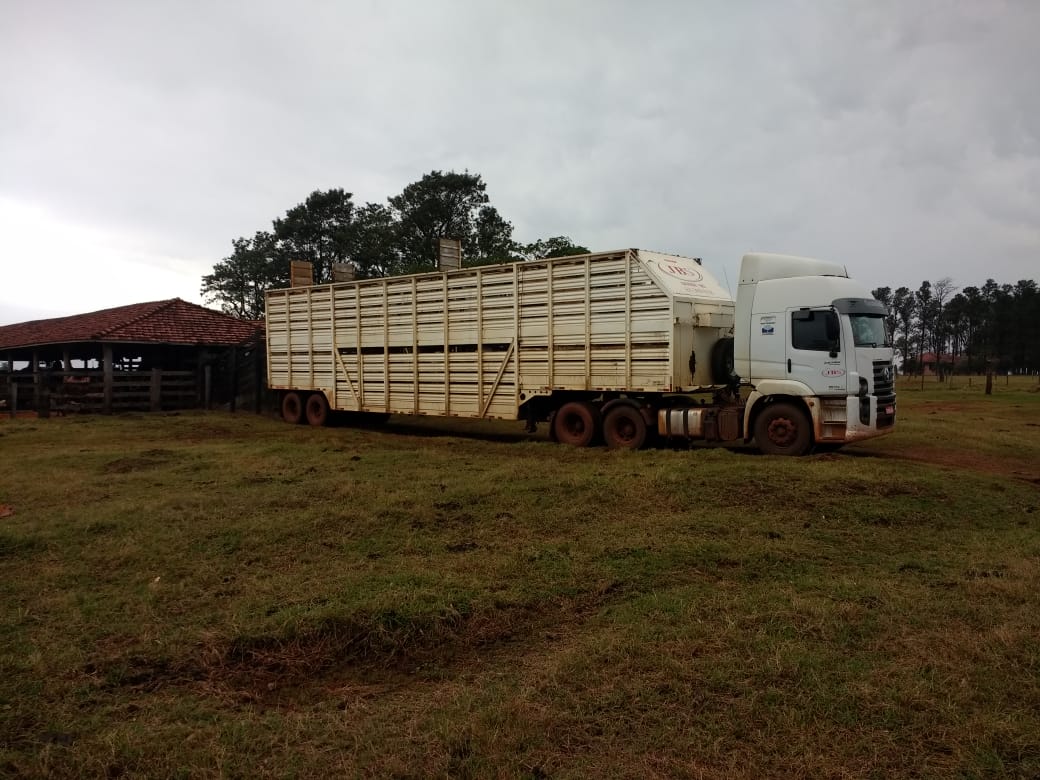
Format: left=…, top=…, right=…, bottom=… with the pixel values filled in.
left=1, top=377, right=1039, bottom=778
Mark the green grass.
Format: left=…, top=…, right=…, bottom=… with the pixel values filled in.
left=1, top=383, right=1039, bottom=778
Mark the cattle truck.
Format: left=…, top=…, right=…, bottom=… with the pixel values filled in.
left=265, top=249, right=896, bottom=455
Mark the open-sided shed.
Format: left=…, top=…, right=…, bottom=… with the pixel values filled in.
left=0, top=298, right=263, bottom=415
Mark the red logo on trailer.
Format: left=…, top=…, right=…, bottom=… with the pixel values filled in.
left=655, top=261, right=703, bottom=283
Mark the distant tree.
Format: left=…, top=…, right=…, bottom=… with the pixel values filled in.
left=201, top=231, right=284, bottom=319
left=521, top=236, right=590, bottom=260
left=389, top=170, right=498, bottom=273
left=1010, top=279, right=1040, bottom=374
left=273, top=189, right=356, bottom=284
left=928, top=277, right=958, bottom=380
left=890, top=286, right=915, bottom=372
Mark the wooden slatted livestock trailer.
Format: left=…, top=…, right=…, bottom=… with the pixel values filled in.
left=265, top=249, right=737, bottom=447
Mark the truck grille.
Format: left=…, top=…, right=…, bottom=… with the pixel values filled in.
left=873, top=360, right=896, bottom=428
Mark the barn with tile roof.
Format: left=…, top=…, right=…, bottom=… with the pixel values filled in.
left=0, top=299, right=264, bottom=414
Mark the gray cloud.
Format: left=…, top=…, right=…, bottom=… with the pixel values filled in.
left=1, top=0, right=1037, bottom=323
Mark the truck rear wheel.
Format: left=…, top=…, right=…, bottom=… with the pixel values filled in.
left=603, top=405, right=648, bottom=450
left=754, top=402, right=811, bottom=456
left=305, top=392, right=331, bottom=427
left=553, top=401, right=600, bottom=447
left=281, top=392, right=305, bottom=425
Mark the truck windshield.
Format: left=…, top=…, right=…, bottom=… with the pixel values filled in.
left=850, top=315, right=890, bottom=348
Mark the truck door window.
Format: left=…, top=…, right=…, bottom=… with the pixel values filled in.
left=791, top=310, right=840, bottom=352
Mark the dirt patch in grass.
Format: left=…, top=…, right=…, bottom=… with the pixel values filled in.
left=101, top=448, right=177, bottom=474
left=83, top=592, right=611, bottom=707
left=885, top=445, right=1040, bottom=484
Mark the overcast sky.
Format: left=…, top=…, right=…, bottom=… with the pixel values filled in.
left=2, top=0, right=1037, bottom=324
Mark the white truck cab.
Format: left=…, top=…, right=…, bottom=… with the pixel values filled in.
left=734, top=253, right=896, bottom=452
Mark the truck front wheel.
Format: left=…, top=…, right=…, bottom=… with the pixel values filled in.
left=754, top=402, right=811, bottom=456
left=281, top=392, right=305, bottom=425
left=603, top=405, right=648, bottom=450
left=553, top=401, right=600, bottom=447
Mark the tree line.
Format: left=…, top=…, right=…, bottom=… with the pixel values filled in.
left=201, top=170, right=587, bottom=319
left=872, top=278, right=1039, bottom=376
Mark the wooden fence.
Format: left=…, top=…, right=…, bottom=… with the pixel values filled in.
left=1, top=370, right=198, bottom=416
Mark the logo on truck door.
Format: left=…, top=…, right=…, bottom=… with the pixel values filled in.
left=822, top=368, right=846, bottom=378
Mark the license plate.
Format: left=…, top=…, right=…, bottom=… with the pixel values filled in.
left=885, top=405, right=895, bottom=415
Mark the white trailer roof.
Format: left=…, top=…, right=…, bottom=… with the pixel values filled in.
left=636, top=250, right=733, bottom=304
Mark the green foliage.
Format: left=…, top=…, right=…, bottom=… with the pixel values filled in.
left=272, top=188, right=355, bottom=284
left=201, top=171, right=590, bottom=316
left=886, top=274, right=1039, bottom=376
left=200, top=231, right=284, bottom=319
left=520, top=235, right=590, bottom=260
left=351, top=202, right=399, bottom=278
left=388, top=170, right=499, bottom=272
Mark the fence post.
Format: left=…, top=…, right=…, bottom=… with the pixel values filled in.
left=38, top=367, right=50, bottom=419
left=150, top=368, right=162, bottom=412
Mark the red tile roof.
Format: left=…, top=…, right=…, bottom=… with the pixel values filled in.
left=0, top=299, right=262, bottom=350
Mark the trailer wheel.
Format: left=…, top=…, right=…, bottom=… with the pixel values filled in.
left=711, top=337, right=736, bottom=383
left=603, top=405, right=648, bottom=450
left=305, top=392, right=331, bottom=427
left=281, top=392, right=305, bottom=425
left=553, top=402, right=600, bottom=447
left=754, top=402, right=811, bottom=456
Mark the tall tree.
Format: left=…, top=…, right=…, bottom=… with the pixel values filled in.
left=273, top=189, right=356, bottom=284
left=351, top=202, right=400, bottom=278
left=914, top=281, right=934, bottom=374
left=929, top=277, right=958, bottom=380
left=389, top=170, right=496, bottom=272
left=201, top=231, right=284, bottom=319
left=890, top=286, right=915, bottom=372
left=469, top=205, right=519, bottom=266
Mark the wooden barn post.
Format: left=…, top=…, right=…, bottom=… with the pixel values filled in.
left=102, top=344, right=114, bottom=414
left=32, top=350, right=40, bottom=411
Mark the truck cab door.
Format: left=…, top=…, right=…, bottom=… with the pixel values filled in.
left=786, top=308, right=847, bottom=395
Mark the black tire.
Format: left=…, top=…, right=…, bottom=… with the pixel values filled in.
left=305, top=392, right=331, bottom=427
left=281, top=392, right=305, bottom=425
left=754, top=402, right=812, bottom=456
left=711, top=337, right=736, bottom=384
left=603, top=405, right=648, bottom=450
left=552, top=401, right=600, bottom=447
